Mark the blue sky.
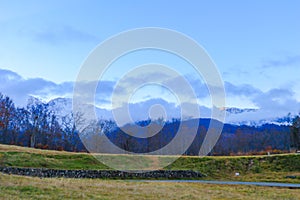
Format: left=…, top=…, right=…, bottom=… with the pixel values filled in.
left=0, top=0, right=300, bottom=121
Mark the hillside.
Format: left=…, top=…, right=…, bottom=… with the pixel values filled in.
left=0, top=144, right=299, bottom=183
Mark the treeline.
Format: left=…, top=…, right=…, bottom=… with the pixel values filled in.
left=1, top=92, right=300, bottom=155
left=101, top=119, right=294, bottom=155
left=0, top=93, right=86, bottom=151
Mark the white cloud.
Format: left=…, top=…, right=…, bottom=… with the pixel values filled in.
left=1, top=68, right=300, bottom=124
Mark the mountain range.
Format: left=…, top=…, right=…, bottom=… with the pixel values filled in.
left=28, top=96, right=294, bottom=127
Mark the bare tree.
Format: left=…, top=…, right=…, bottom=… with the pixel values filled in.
left=0, top=93, right=15, bottom=144
left=27, top=102, right=55, bottom=148
left=291, top=115, right=300, bottom=151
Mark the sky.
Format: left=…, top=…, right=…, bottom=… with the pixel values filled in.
left=0, top=0, right=300, bottom=122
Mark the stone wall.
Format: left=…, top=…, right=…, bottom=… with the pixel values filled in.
left=0, top=167, right=205, bottom=179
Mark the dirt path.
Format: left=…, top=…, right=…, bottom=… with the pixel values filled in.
left=146, top=156, right=161, bottom=170
left=136, top=180, right=300, bottom=188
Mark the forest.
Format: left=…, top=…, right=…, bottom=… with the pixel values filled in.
left=1, top=92, right=300, bottom=155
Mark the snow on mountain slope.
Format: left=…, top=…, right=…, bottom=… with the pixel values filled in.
left=225, top=108, right=294, bottom=126
left=48, top=97, right=73, bottom=118
left=48, top=97, right=113, bottom=120
left=28, top=96, right=295, bottom=126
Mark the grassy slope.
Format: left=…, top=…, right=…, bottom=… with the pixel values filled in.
left=0, top=144, right=300, bottom=183
left=1, top=174, right=300, bottom=200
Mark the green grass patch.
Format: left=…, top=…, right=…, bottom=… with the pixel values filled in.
left=0, top=151, right=109, bottom=170
left=0, top=145, right=300, bottom=183
left=163, top=154, right=300, bottom=182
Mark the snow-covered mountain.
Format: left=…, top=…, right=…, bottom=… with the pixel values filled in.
left=27, top=96, right=295, bottom=126
left=48, top=98, right=73, bottom=118
left=47, top=97, right=113, bottom=120
left=27, top=96, right=44, bottom=107
left=224, top=107, right=294, bottom=126
left=224, top=107, right=258, bottom=115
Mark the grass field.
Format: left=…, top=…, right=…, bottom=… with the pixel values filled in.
left=1, top=144, right=300, bottom=183
left=1, top=144, right=300, bottom=199
left=1, top=173, right=300, bottom=200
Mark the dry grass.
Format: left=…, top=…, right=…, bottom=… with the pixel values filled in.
left=0, top=144, right=85, bottom=155
left=0, top=144, right=295, bottom=158
left=1, top=144, right=300, bottom=199
left=0, top=173, right=299, bottom=200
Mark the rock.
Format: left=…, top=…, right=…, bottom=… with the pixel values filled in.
left=0, top=167, right=205, bottom=179
left=285, top=175, right=297, bottom=179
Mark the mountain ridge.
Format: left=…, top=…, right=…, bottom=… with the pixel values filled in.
left=28, top=96, right=294, bottom=127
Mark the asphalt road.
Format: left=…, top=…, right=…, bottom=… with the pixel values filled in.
left=136, top=180, right=300, bottom=188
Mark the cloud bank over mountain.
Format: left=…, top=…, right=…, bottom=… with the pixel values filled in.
left=1, top=68, right=300, bottom=125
